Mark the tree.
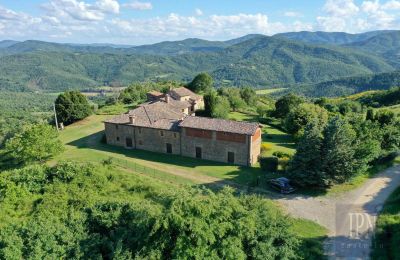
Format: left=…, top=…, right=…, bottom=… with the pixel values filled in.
left=187, top=72, right=213, bottom=93
left=219, top=88, right=245, bottom=112
left=373, top=109, right=396, bottom=126
left=321, top=116, right=357, bottom=185
left=55, top=91, right=92, bottom=125
left=203, top=90, right=218, bottom=117
left=240, top=87, right=257, bottom=106
left=5, top=124, right=63, bottom=164
left=84, top=187, right=299, bottom=259
left=274, top=94, right=304, bottom=118
left=284, top=103, right=328, bottom=137
left=211, top=96, right=230, bottom=119
left=288, top=122, right=325, bottom=187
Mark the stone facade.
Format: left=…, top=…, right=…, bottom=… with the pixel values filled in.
left=105, top=121, right=261, bottom=166
left=105, top=123, right=181, bottom=155
left=180, top=128, right=254, bottom=166
left=104, top=87, right=261, bottom=166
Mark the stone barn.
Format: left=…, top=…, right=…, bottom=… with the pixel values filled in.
left=104, top=87, right=261, bottom=166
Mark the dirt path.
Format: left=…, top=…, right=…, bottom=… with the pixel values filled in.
left=278, top=165, right=400, bottom=259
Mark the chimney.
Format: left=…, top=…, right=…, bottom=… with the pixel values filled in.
left=165, top=94, right=171, bottom=103
left=129, top=115, right=136, bottom=124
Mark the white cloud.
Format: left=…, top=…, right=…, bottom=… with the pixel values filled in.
left=284, top=11, right=302, bottom=18
left=41, top=0, right=120, bottom=22
left=0, top=5, right=21, bottom=20
left=195, top=8, right=203, bottom=16
left=96, top=0, right=120, bottom=14
left=2, top=0, right=400, bottom=44
left=323, top=0, right=359, bottom=17
left=382, top=0, right=400, bottom=9
left=123, top=1, right=153, bottom=10
left=361, top=0, right=380, bottom=13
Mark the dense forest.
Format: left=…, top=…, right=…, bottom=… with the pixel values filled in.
left=293, top=70, right=400, bottom=97
left=0, top=32, right=399, bottom=93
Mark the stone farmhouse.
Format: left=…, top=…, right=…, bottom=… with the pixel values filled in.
left=104, top=87, right=261, bottom=166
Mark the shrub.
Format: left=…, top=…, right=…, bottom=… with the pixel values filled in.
left=259, top=156, right=279, bottom=172
left=278, top=157, right=290, bottom=171
left=261, top=143, right=273, bottom=153
left=102, top=157, right=114, bottom=167
left=272, top=151, right=292, bottom=159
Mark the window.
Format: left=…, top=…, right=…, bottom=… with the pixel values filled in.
left=116, top=137, right=120, bottom=141
left=181, top=109, right=185, bottom=112
left=160, top=131, right=164, bottom=137
left=138, top=127, right=142, bottom=134
left=174, top=133, right=177, bottom=138
left=115, top=124, right=119, bottom=129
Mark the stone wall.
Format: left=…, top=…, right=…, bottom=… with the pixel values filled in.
left=105, top=122, right=260, bottom=166
left=250, top=128, right=262, bottom=165
left=105, top=122, right=134, bottom=147
left=135, top=127, right=181, bottom=155
left=105, top=123, right=181, bottom=154
left=180, top=128, right=251, bottom=166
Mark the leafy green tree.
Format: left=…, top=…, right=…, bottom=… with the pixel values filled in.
left=187, top=72, right=213, bottom=93
left=203, top=90, right=218, bottom=117
left=284, top=103, right=328, bottom=137
left=219, top=87, right=245, bottom=111
left=321, top=116, right=357, bottom=185
left=5, top=124, right=63, bottom=164
left=55, top=91, right=92, bottom=125
left=288, top=122, right=325, bottom=187
left=84, top=187, right=299, bottom=259
left=366, top=108, right=375, bottom=121
left=211, top=96, right=230, bottom=119
left=240, top=87, right=257, bottom=106
left=351, top=118, right=382, bottom=172
left=373, top=109, right=396, bottom=126
left=274, top=94, right=304, bottom=118
left=338, top=100, right=362, bottom=115
left=381, top=121, right=400, bottom=154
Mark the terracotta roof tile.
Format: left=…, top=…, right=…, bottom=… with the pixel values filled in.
left=179, top=116, right=260, bottom=135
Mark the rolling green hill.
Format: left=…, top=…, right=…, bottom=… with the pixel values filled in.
left=292, top=70, right=400, bottom=97
left=0, top=35, right=395, bottom=92
left=275, top=30, right=397, bottom=45
left=346, top=31, right=400, bottom=67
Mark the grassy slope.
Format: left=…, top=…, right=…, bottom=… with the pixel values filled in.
left=371, top=186, right=400, bottom=259
left=52, top=110, right=327, bottom=258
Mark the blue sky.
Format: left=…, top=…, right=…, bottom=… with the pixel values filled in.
left=0, top=0, right=399, bottom=44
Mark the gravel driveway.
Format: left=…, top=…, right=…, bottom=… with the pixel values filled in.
left=277, top=164, right=400, bottom=259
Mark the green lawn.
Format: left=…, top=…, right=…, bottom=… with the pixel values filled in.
left=55, top=114, right=273, bottom=189
left=290, top=219, right=328, bottom=260
left=371, top=186, right=400, bottom=259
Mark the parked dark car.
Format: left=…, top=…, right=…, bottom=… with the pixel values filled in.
left=269, top=177, right=295, bottom=194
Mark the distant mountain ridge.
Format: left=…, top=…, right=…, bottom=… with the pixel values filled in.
left=0, top=34, right=395, bottom=93
left=0, top=34, right=263, bottom=56
left=275, top=30, right=397, bottom=45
